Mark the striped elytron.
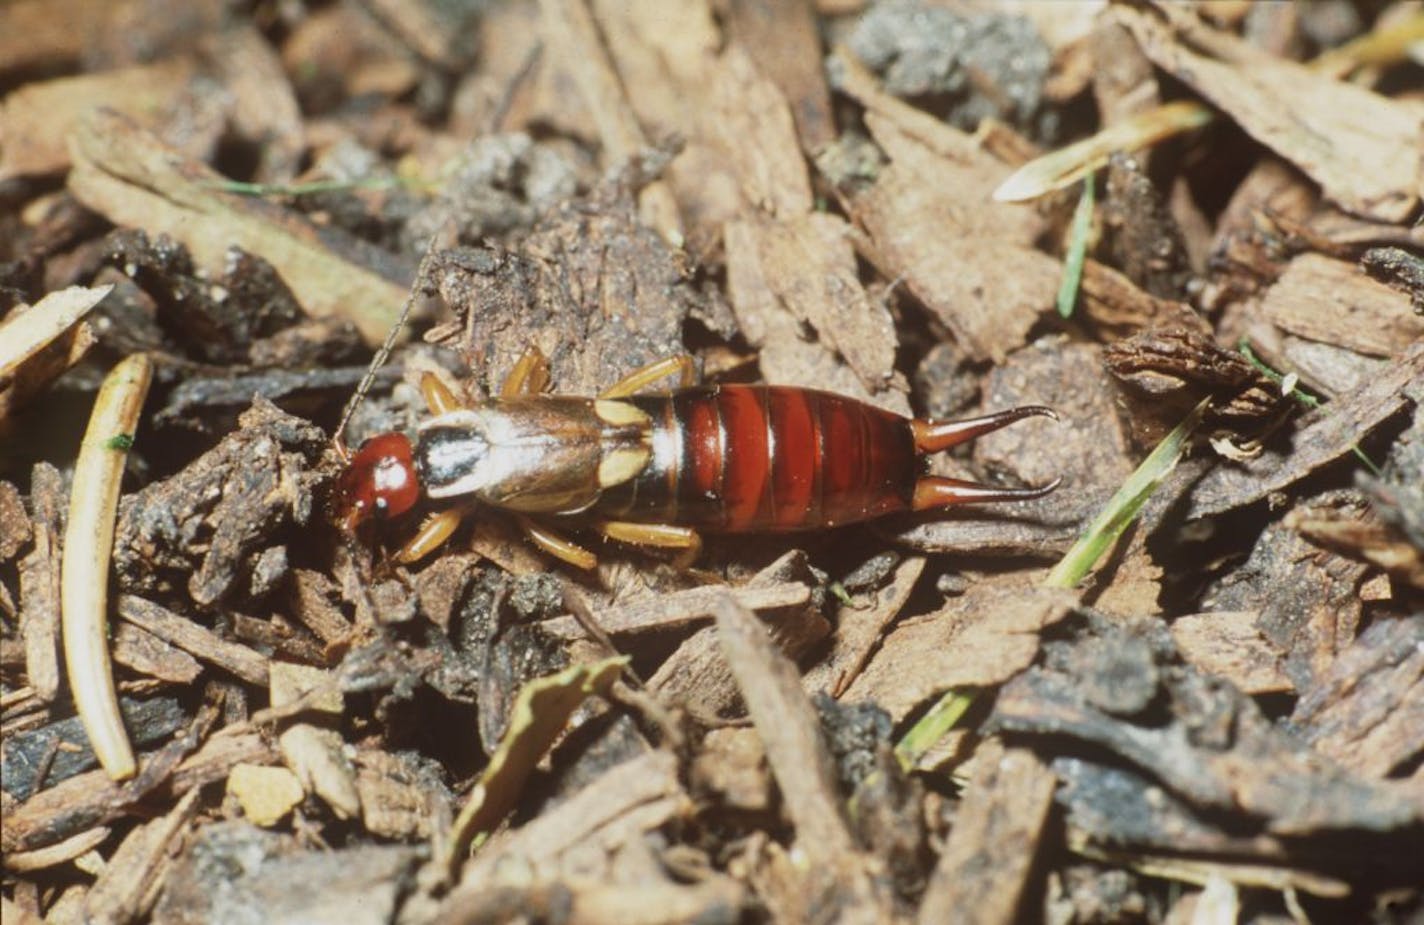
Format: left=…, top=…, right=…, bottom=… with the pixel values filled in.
left=333, top=359, right=1058, bottom=569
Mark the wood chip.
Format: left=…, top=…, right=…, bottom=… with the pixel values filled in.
left=1, top=825, right=111, bottom=873
left=1292, top=616, right=1424, bottom=779
left=802, top=555, right=925, bottom=698
left=1260, top=254, right=1424, bottom=358
left=853, top=113, right=1058, bottom=362
left=725, top=0, right=834, bottom=153
left=715, top=594, right=890, bottom=923
left=709, top=46, right=899, bottom=395
left=18, top=464, right=64, bottom=703
left=458, top=750, right=688, bottom=885
left=82, top=788, right=201, bottom=923
left=538, top=0, right=681, bottom=244
left=117, top=596, right=268, bottom=687
left=3, top=732, right=274, bottom=855
left=1170, top=611, right=1293, bottom=695
left=542, top=580, right=812, bottom=639
left=111, top=623, right=203, bottom=686
left=916, top=740, right=1057, bottom=925
left=1118, top=4, right=1421, bottom=222
left=1188, top=343, right=1424, bottom=519
left=648, top=552, right=830, bottom=721
left=845, top=580, right=1077, bottom=723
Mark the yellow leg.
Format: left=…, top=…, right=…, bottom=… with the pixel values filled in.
left=515, top=514, right=598, bottom=570
left=396, top=508, right=465, bottom=563
left=502, top=346, right=552, bottom=398
left=599, top=355, right=696, bottom=398
left=596, top=520, right=702, bottom=568
left=420, top=372, right=463, bottom=415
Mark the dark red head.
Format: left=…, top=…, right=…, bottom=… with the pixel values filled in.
left=333, top=433, right=420, bottom=532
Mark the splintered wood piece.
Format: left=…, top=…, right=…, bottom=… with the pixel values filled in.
left=1, top=825, right=111, bottom=873
left=19, top=464, right=65, bottom=703
left=844, top=580, right=1077, bottom=723
left=801, top=555, right=925, bottom=698
left=1188, top=343, right=1424, bottom=519
left=81, top=788, right=201, bottom=922
left=723, top=217, right=907, bottom=412
left=648, top=551, right=830, bottom=721
left=0, top=284, right=108, bottom=383
left=710, top=47, right=900, bottom=397
left=3, top=732, right=274, bottom=855
left=725, top=0, right=834, bottom=153
left=714, top=594, right=890, bottom=923
left=457, top=750, right=688, bottom=885
left=1292, top=616, right=1424, bottom=779
left=541, top=580, right=812, bottom=639
left=916, top=740, right=1056, bottom=925
left=111, top=623, right=203, bottom=685
left=707, top=45, right=814, bottom=219
left=117, top=596, right=268, bottom=687
left=1260, top=254, right=1424, bottom=358
left=1117, top=4, right=1420, bottom=222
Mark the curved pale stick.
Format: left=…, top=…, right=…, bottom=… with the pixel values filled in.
left=62, top=352, right=153, bottom=781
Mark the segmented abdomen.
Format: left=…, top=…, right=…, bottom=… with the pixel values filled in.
left=594, top=385, right=917, bottom=531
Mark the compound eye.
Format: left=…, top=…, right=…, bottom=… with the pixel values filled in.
left=334, top=433, right=419, bottom=530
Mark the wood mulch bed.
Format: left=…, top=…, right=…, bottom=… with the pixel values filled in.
left=2, top=2, right=1421, bottom=922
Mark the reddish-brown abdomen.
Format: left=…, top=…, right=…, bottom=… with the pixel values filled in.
left=596, top=385, right=916, bottom=531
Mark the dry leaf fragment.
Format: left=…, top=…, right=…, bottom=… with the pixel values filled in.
left=442, top=656, right=627, bottom=872
left=67, top=108, right=408, bottom=345
left=0, top=60, right=199, bottom=179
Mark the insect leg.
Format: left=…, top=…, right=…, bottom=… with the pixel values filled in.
left=598, top=354, right=696, bottom=398
left=501, top=346, right=552, bottom=398
left=911, top=475, right=1062, bottom=511
left=595, top=520, right=703, bottom=568
left=514, top=514, right=598, bottom=570
left=419, top=372, right=464, bottom=415
left=395, top=508, right=466, bottom=563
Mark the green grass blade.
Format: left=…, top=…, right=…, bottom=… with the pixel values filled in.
left=1056, top=174, right=1095, bottom=319
left=1045, top=397, right=1210, bottom=589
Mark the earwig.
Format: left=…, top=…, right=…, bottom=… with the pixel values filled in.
left=333, top=348, right=1059, bottom=570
